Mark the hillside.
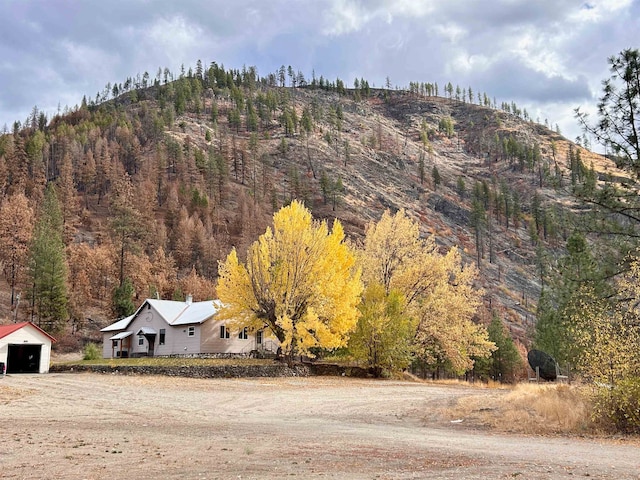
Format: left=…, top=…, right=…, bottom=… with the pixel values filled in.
left=0, top=71, right=614, bottom=344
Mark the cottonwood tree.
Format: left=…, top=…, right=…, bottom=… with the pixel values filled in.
left=217, top=200, right=362, bottom=365
left=360, top=209, right=493, bottom=376
left=562, top=258, right=640, bottom=433
left=348, top=283, right=415, bottom=376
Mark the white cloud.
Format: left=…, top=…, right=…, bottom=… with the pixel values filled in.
left=141, top=15, right=205, bottom=66
left=430, top=23, right=468, bottom=44
left=322, top=0, right=435, bottom=35
left=0, top=0, right=637, bottom=137
left=60, top=41, right=120, bottom=80
left=449, top=53, right=491, bottom=76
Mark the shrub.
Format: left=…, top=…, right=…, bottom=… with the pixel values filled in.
left=83, top=343, right=101, bottom=361
left=594, top=377, right=640, bottom=433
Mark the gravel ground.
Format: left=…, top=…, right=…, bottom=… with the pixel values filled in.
left=1, top=373, right=639, bottom=479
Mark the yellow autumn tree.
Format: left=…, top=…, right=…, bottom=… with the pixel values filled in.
left=348, top=283, right=416, bottom=376
left=567, top=259, right=640, bottom=432
left=360, top=209, right=494, bottom=376
left=217, top=200, right=362, bottom=364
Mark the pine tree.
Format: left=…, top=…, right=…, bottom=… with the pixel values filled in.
left=112, top=277, right=135, bottom=319
left=28, top=184, right=68, bottom=332
left=431, top=166, right=441, bottom=189
left=110, top=174, right=145, bottom=287
left=475, top=313, right=523, bottom=382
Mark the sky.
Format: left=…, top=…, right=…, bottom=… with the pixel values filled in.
left=1, top=0, right=638, bottom=144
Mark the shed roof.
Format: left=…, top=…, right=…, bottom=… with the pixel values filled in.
left=108, top=331, right=133, bottom=341
left=0, top=322, right=56, bottom=342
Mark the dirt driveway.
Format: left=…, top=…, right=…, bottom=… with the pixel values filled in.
left=1, top=373, right=639, bottom=479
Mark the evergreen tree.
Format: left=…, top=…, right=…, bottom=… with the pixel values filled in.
left=475, top=313, right=522, bottom=382
left=28, top=184, right=68, bottom=332
left=431, top=166, right=441, bottom=189
left=535, top=232, right=609, bottom=366
left=112, top=277, right=135, bottom=318
left=110, top=174, right=145, bottom=287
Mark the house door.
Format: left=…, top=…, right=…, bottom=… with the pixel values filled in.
left=7, top=344, right=42, bottom=373
left=144, top=334, right=156, bottom=356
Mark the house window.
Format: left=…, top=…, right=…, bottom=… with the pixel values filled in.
left=256, top=330, right=263, bottom=345
left=220, top=325, right=230, bottom=339
left=239, top=327, right=248, bottom=340
left=112, top=340, right=118, bottom=348
left=159, top=329, right=166, bottom=345
left=188, top=326, right=195, bottom=337
left=138, top=336, right=144, bottom=346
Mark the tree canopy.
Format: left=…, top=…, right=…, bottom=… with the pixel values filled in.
left=28, top=184, right=68, bottom=332
left=217, top=200, right=362, bottom=364
left=577, top=48, right=640, bottom=177
left=358, top=209, right=493, bottom=375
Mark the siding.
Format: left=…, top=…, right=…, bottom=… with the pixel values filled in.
left=102, top=332, right=113, bottom=358
left=102, top=303, right=204, bottom=357
left=102, top=300, right=280, bottom=357
left=200, top=320, right=256, bottom=354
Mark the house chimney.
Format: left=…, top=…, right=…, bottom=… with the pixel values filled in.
left=186, top=294, right=193, bottom=305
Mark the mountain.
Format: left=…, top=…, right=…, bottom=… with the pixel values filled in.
left=0, top=69, right=614, bottom=342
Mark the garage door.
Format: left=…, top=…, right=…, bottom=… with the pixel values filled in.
left=7, top=344, right=42, bottom=373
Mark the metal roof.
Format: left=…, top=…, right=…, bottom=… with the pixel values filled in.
left=108, top=331, right=133, bottom=341
left=0, top=322, right=56, bottom=342
left=100, top=314, right=135, bottom=332
left=136, top=326, right=157, bottom=335
left=100, top=299, right=221, bottom=332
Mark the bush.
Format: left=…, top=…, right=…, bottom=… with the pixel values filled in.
left=593, top=377, right=640, bottom=433
left=83, top=343, right=101, bottom=361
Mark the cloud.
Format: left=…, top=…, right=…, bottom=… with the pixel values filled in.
left=134, top=15, right=206, bottom=69
left=60, top=41, right=121, bottom=80
left=321, top=0, right=435, bottom=36
left=0, top=0, right=637, bottom=140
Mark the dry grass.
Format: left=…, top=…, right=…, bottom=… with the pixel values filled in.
left=445, top=382, right=595, bottom=435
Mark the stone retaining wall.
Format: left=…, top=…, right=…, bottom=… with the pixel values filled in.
left=50, top=363, right=309, bottom=378
left=50, top=362, right=371, bottom=378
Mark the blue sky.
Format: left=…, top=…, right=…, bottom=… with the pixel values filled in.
left=1, top=0, right=638, bottom=143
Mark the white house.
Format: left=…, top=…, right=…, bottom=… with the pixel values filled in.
left=0, top=322, right=56, bottom=374
left=100, top=296, right=278, bottom=359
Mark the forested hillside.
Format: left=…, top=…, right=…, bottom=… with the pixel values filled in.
left=0, top=61, right=612, bottom=347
